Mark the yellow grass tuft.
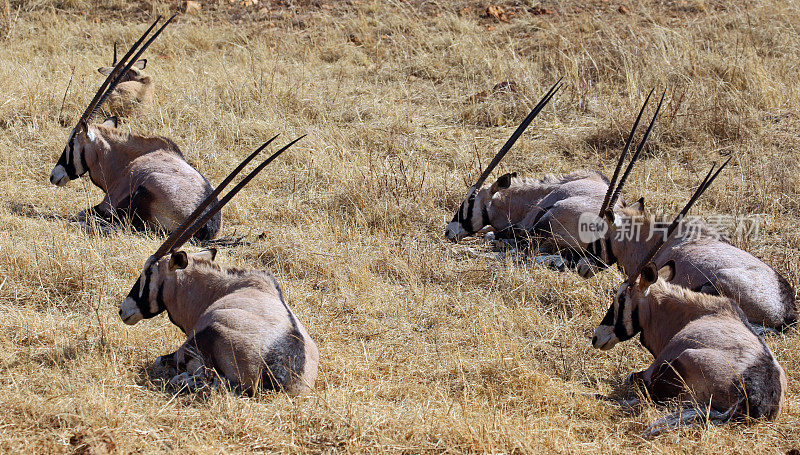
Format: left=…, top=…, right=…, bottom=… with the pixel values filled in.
left=0, top=0, right=799, bottom=452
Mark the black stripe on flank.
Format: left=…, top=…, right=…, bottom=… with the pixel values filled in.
left=737, top=343, right=784, bottom=419
left=775, top=269, right=797, bottom=328
left=265, top=275, right=307, bottom=391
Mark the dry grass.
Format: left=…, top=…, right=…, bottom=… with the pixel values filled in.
left=1, top=0, right=800, bottom=452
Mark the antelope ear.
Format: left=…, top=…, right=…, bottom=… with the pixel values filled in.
left=629, top=197, right=645, bottom=213
left=101, top=116, right=118, bottom=128
left=658, top=261, right=676, bottom=282
left=640, top=262, right=659, bottom=287
left=76, top=120, right=90, bottom=140
left=193, top=248, right=217, bottom=262
left=495, top=172, right=515, bottom=190
left=98, top=66, right=113, bottom=76
left=133, top=59, right=147, bottom=70
left=168, top=251, right=189, bottom=271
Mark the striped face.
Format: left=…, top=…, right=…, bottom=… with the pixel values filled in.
left=119, top=258, right=167, bottom=325
left=592, top=283, right=642, bottom=350
left=50, top=127, right=88, bottom=186
left=445, top=187, right=490, bottom=242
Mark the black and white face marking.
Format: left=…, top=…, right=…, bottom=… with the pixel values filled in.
left=50, top=128, right=88, bottom=186
left=119, top=261, right=166, bottom=325
left=445, top=188, right=489, bottom=242
left=591, top=283, right=641, bottom=350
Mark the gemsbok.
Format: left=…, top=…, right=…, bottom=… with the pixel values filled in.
left=581, top=103, right=797, bottom=331
left=445, top=79, right=562, bottom=243
left=592, top=161, right=787, bottom=436
left=98, top=42, right=153, bottom=117
left=119, top=135, right=319, bottom=394
left=50, top=15, right=222, bottom=240
left=445, top=86, right=663, bottom=270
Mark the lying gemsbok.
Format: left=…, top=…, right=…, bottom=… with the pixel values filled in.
left=592, top=161, right=787, bottom=436
left=98, top=42, right=153, bottom=118
left=445, top=84, right=660, bottom=269
left=580, top=105, right=797, bottom=331
left=119, top=135, right=319, bottom=394
left=50, top=15, right=222, bottom=240
left=445, top=79, right=563, bottom=243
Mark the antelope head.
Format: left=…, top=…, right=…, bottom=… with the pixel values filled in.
left=591, top=262, right=675, bottom=350
left=51, top=15, right=175, bottom=187
left=119, top=134, right=304, bottom=325
left=445, top=79, right=562, bottom=242
left=119, top=249, right=217, bottom=325
left=98, top=42, right=148, bottom=83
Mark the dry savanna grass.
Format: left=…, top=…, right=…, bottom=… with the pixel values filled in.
left=1, top=0, right=800, bottom=452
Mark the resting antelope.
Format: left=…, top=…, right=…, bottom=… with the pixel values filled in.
left=119, top=135, right=319, bottom=394
left=581, top=103, right=797, bottom=331
left=98, top=42, right=153, bottom=117
left=50, top=15, right=221, bottom=240
left=592, top=162, right=787, bottom=436
left=445, top=85, right=662, bottom=268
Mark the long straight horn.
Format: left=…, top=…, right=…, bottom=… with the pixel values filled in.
left=88, top=13, right=177, bottom=122
left=469, top=77, right=563, bottom=191
left=78, top=16, right=162, bottom=125
left=151, top=134, right=280, bottom=260
left=113, top=42, right=118, bottom=65
left=627, top=156, right=732, bottom=284
left=164, top=135, right=306, bottom=256
left=607, top=89, right=666, bottom=213
left=598, top=89, right=654, bottom=217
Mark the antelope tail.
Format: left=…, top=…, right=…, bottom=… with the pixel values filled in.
left=642, top=404, right=736, bottom=438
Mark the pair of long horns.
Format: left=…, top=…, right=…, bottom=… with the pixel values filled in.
left=79, top=14, right=176, bottom=127
left=150, top=135, right=305, bottom=261
left=626, top=155, right=732, bottom=285
left=467, top=78, right=563, bottom=192
left=598, top=89, right=666, bottom=218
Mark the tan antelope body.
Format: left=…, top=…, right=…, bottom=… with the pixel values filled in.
left=592, top=162, right=786, bottom=435
left=121, top=249, right=318, bottom=394
left=593, top=263, right=787, bottom=435
left=447, top=169, right=625, bottom=256
left=119, top=135, right=316, bottom=394
left=50, top=16, right=220, bottom=239
left=57, top=118, right=221, bottom=238
left=445, top=80, right=565, bottom=244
